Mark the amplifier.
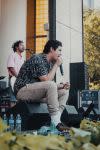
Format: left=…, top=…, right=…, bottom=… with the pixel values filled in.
left=78, top=90, right=100, bottom=112
left=0, top=77, right=9, bottom=91
left=0, top=81, right=7, bottom=90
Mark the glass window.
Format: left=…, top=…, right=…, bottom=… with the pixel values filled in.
left=35, top=0, right=48, bottom=53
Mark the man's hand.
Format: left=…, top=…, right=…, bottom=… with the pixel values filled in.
left=56, top=56, right=63, bottom=67
left=8, top=67, right=18, bottom=77
left=58, top=82, right=70, bottom=90
left=63, top=82, right=70, bottom=90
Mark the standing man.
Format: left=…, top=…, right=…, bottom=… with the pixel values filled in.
left=14, top=40, right=70, bottom=131
left=7, top=40, right=25, bottom=90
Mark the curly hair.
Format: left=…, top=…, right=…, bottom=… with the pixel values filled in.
left=12, top=40, right=23, bottom=52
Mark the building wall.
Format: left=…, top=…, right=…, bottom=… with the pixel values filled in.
left=0, top=0, right=27, bottom=76
left=0, top=0, right=83, bottom=81
left=56, top=0, right=83, bottom=83
left=0, top=0, right=1, bottom=24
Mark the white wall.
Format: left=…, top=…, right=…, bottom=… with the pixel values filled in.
left=56, top=0, right=83, bottom=83
left=0, top=0, right=1, bottom=24
left=0, top=0, right=27, bottom=76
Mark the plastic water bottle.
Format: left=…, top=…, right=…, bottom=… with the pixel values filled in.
left=50, top=121, right=56, bottom=131
left=15, top=114, right=21, bottom=132
left=49, top=122, right=59, bottom=135
left=3, top=114, right=8, bottom=125
left=9, top=114, right=14, bottom=131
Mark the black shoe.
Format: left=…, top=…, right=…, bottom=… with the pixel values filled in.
left=56, top=123, right=70, bottom=132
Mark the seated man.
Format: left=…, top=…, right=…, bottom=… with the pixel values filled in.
left=7, top=40, right=25, bottom=91
left=14, top=40, right=70, bottom=131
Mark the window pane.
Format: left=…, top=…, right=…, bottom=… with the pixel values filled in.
left=36, top=0, right=48, bottom=53
left=36, top=37, right=48, bottom=53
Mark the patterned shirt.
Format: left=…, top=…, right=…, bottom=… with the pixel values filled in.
left=14, top=53, right=52, bottom=95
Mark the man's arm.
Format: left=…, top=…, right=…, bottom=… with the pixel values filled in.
left=7, top=53, right=17, bottom=77
left=8, top=67, right=17, bottom=77
left=39, top=63, right=58, bottom=81
left=39, top=57, right=62, bottom=81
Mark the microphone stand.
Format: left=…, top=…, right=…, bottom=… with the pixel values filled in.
left=83, top=103, right=94, bottom=118
left=25, top=49, right=35, bottom=56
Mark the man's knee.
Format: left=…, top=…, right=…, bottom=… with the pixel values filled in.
left=64, top=89, right=69, bottom=96
left=47, top=81, right=57, bottom=90
left=59, top=89, right=69, bottom=96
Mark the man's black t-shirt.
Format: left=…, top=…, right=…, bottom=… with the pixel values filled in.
left=14, top=53, right=52, bottom=95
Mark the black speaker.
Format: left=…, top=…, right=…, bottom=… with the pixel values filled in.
left=70, top=62, right=89, bottom=90
left=61, top=105, right=82, bottom=127
left=67, top=89, right=78, bottom=108
left=6, top=101, right=51, bottom=131
left=68, top=62, right=89, bottom=108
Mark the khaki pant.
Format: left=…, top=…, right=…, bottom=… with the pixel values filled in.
left=16, top=81, right=69, bottom=116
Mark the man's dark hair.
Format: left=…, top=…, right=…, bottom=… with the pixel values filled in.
left=43, top=40, right=62, bottom=54
left=12, top=40, right=23, bottom=52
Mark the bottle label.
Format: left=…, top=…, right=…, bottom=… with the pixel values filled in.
left=16, top=120, right=21, bottom=124
left=9, top=120, right=14, bottom=124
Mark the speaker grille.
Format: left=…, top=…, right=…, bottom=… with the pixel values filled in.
left=70, top=62, right=89, bottom=90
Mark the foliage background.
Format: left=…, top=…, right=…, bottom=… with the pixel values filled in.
left=84, top=10, right=100, bottom=89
